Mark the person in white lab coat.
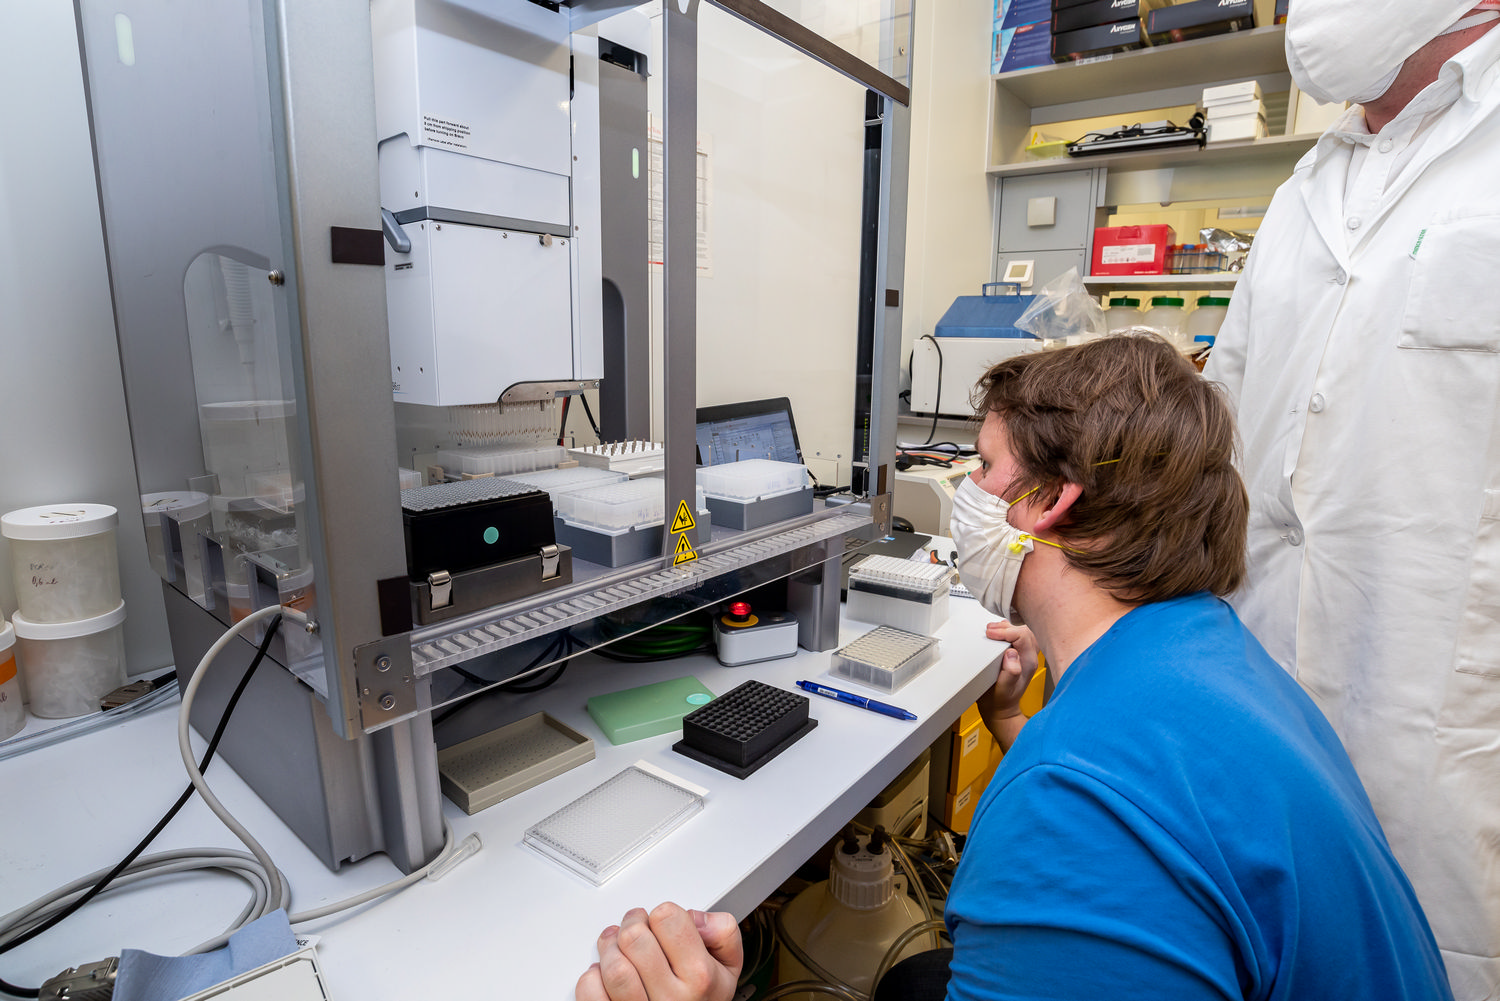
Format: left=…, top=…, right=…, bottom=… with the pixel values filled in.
left=1205, top=2, right=1500, bottom=997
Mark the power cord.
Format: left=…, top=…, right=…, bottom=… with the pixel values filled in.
left=1, top=604, right=478, bottom=997
left=0, top=614, right=286, bottom=998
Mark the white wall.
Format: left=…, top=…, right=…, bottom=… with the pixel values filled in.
left=0, top=3, right=172, bottom=675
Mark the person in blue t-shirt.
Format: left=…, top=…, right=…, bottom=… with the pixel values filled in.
left=575, top=334, right=1452, bottom=1001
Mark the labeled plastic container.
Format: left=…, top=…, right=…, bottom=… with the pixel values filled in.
left=2, top=504, right=121, bottom=623
left=1142, top=296, right=1189, bottom=347
left=11, top=601, right=128, bottom=718
left=0, top=619, right=22, bottom=740
left=1186, top=296, right=1231, bottom=349
left=1105, top=296, right=1143, bottom=333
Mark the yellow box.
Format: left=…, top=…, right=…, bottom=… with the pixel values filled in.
left=929, top=716, right=995, bottom=800
left=953, top=701, right=982, bottom=734
left=941, top=755, right=1002, bottom=834
left=1019, top=664, right=1048, bottom=718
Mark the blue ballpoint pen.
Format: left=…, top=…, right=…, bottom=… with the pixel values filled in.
left=795, top=680, right=917, bottom=721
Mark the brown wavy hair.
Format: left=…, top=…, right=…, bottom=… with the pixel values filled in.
left=973, top=334, right=1247, bottom=603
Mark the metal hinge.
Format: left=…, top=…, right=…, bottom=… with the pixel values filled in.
left=540, top=544, right=561, bottom=581
left=427, top=569, right=453, bottom=610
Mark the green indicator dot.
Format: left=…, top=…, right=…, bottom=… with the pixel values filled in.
left=685, top=693, right=712, bottom=705
left=483, top=526, right=499, bottom=545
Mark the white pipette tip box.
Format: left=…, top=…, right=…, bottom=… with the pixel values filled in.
left=829, top=625, right=941, bottom=694
left=845, top=555, right=953, bottom=634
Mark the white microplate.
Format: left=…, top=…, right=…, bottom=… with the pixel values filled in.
left=829, top=625, right=941, bottom=693
left=695, top=459, right=810, bottom=502
left=554, top=480, right=707, bottom=535
left=523, top=763, right=706, bottom=885
left=847, top=555, right=952, bottom=599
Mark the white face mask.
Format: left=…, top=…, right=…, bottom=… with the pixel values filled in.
left=1286, top=0, right=1495, bottom=106
left=950, top=475, right=1035, bottom=622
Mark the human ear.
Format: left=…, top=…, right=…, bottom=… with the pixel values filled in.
left=1032, top=482, right=1082, bottom=532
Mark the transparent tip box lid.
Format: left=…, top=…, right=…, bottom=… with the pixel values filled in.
left=695, top=459, right=810, bottom=502
left=523, top=762, right=706, bottom=885
left=829, top=625, right=941, bottom=693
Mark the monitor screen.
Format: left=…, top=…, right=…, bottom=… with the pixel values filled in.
left=695, top=398, right=803, bottom=466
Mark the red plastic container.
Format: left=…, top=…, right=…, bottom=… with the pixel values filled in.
left=1091, top=224, right=1175, bottom=276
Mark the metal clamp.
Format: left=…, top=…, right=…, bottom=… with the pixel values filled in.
left=540, top=544, right=561, bottom=581
left=428, top=569, right=453, bottom=610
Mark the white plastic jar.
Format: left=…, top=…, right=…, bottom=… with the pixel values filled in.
left=11, top=600, right=127, bottom=718
left=0, top=619, right=22, bottom=740
left=2, top=503, right=121, bottom=623
left=1142, top=296, right=1189, bottom=347
left=1105, top=296, right=1143, bottom=333
left=1186, top=295, right=1232, bottom=352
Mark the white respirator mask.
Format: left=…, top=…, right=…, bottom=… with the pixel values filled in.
left=949, top=475, right=1036, bottom=622
left=1286, top=0, right=1500, bottom=106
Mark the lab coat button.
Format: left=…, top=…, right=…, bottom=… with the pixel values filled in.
left=1378, top=138, right=1394, bottom=153
left=1287, top=527, right=1305, bottom=547
left=1347, top=216, right=1362, bottom=230
left=1309, top=393, right=1326, bottom=413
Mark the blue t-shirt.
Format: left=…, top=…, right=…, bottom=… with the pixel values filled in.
left=944, top=593, right=1451, bottom=1001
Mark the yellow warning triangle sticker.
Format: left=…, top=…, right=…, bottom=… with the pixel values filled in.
left=670, top=500, right=696, bottom=534
left=673, top=532, right=698, bottom=565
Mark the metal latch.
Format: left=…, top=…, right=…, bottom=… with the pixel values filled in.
left=540, top=544, right=561, bottom=580
left=428, top=569, right=453, bottom=609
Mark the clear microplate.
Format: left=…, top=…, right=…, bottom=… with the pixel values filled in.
left=398, top=467, right=424, bottom=490
left=554, top=479, right=708, bottom=535
left=500, top=466, right=629, bottom=508
left=695, top=459, right=810, bottom=502
left=829, top=625, right=941, bottom=693
left=433, top=444, right=566, bottom=478
left=523, top=763, right=706, bottom=885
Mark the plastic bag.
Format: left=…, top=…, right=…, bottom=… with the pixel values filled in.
left=1013, top=268, right=1107, bottom=342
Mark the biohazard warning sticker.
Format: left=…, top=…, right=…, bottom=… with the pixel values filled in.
left=671, top=500, right=696, bottom=534
left=673, top=533, right=699, bottom=566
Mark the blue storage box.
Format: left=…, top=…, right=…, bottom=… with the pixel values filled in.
left=997, top=0, right=1052, bottom=30
left=992, top=21, right=1054, bottom=73
left=933, top=284, right=1038, bottom=339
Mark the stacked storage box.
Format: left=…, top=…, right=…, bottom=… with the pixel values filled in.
left=929, top=666, right=1049, bottom=833
left=993, top=0, right=1053, bottom=73
left=1051, top=0, right=1158, bottom=62
left=1203, top=80, right=1267, bottom=142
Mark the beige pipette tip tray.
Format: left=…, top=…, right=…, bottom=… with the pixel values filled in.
left=437, top=712, right=595, bottom=815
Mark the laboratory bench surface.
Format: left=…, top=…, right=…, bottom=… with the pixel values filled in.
left=0, top=600, right=1003, bottom=1000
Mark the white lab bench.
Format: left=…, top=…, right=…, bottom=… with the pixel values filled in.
left=0, top=600, right=1001, bottom=1000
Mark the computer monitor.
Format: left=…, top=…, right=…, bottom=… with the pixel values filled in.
left=695, top=398, right=803, bottom=466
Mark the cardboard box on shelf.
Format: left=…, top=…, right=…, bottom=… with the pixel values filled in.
left=993, top=20, right=1054, bottom=73
left=1051, top=0, right=1161, bottom=34
left=1091, top=224, right=1175, bottom=276
left=998, top=0, right=1053, bottom=30
left=1052, top=18, right=1150, bottom=60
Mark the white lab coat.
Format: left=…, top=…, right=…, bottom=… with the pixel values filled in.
left=1207, top=31, right=1500, bottom=1001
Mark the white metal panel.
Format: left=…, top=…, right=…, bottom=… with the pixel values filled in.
left=388, top=221, right=574, bottom=407
left=570, top=31, right=605, bottom=381
left=378, top=140, right=570, bottom=225
left=372, top=0, right=572, bottom=176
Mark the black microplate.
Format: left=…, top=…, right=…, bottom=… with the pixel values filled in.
left=673, top=680, right=817, bottom=779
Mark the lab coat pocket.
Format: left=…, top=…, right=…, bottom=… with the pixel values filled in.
left=1401, top=219, right=1500, bottom=352
left=1455, top=488, right=1500, bottom=680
